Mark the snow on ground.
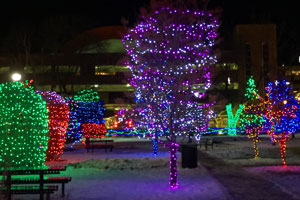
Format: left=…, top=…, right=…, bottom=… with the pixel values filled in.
left=203, top=135, right=300, bottom=166
left=41, top=139, right=228, bottom=200
left=200, top=135, right=300, bottom=199
left=6, top=135, right=300, bottom=200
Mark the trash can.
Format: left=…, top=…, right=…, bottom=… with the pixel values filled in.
left=181, top=144, right=198, bottom=168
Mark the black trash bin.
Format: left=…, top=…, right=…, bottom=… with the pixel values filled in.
left=181, top=144, right=198, bottom=168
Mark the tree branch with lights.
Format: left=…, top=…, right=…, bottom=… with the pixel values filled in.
left=123, top=7, right=218, bottom=188
left=240, top=76, right=265, bottom=158
left=254, top=80, right=299, bottom=165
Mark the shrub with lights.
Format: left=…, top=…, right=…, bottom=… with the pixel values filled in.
left=37, top=91, right=69, bottom=161
left=66, top=99, right=83, bottom=147
left=256, top=80, right=299, bottom=165
left=74, top=89, right=106, bottom=138
left=123, top=7, right=218, bottom=188
left=240, top=76, right=265, bottom=158
left=0, top=82, right=49, bottom=169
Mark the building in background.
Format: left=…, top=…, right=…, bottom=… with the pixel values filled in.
left=0, top=24, right=279, bottom=119
left=0, top=26, right=132, bottom=117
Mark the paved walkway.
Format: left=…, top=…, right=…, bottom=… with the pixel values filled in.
left=198, top=150, right=299, bottom=200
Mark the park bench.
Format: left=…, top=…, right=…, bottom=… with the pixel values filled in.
left=0, top=166, right=71, bottom=200
left=199, top=137, right=215, bottom=150
left=86, top=138, right=114, bottom=153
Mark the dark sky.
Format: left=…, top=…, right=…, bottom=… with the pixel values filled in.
left=0, top=0, right=299, bottom=64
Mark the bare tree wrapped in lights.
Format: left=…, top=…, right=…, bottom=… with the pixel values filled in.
left=255, top=80, right=299, bottom=165
left=240, top=76, right=265, bottom=158
left=123, top=7, right=218, bottom=188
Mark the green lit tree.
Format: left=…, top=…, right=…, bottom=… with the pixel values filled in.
left=0, top=82, right=49, bottom=169
left=240, top=76, right=265, bottom=158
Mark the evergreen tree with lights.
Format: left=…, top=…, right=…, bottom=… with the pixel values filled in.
left=123, top=6, right=218, bottom=188
left=0, top=82, right=49, bottom=169
left=240, top=76, right=265, bottom=158
left=256, top=80, right=299, bottom=165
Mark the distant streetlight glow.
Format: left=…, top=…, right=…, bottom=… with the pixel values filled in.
left=12, top=73, right=21, bottom=81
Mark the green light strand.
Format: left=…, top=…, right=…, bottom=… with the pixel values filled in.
left=245, top=76, right=258, bottom=100
left=73, top=89, right=100, bottom=103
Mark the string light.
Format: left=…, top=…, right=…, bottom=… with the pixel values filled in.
left=0, top=81, right=49, bottom=169
left=123, top=7, right=218, bottom=188
left=226, top=104, right=244, bottom=136
left=74, top=89, right=106, bottom=138
left=66, top=99, right=83, bottom=148
left=255, top=80, right=299, bottom=166
left=37, top=91, right=69, bottom=161
left=240, top=76, right=265, bottom=158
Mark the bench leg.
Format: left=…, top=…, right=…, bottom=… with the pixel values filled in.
left=6, top=174, right=11, bottom=200
left=62, top=183, right=65, bottom=197
left=40, top=174, right=44, bottom=200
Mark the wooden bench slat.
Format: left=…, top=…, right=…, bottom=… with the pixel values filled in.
left=9, top=176, right=71, bottom=184
left=2, top=185, right=58, bottom=194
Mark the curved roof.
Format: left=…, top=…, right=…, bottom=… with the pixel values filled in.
left=62, top=26, right=127, bottom=54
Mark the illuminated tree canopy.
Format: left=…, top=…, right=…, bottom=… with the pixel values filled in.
left=253, top=80, right=299, bottom=165
left=0, top=82, right=49, bottom=169
left=123, top=7, right=218, bottom=188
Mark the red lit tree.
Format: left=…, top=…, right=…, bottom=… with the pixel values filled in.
left=37, top=91, right=70, bottom=161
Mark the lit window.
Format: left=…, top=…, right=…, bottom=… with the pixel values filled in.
left=0, top=66, right=10, bottom=73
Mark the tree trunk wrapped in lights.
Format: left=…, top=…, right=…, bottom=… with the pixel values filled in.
left=123, top=6, right=218, bottom=188
left=240, top=76, right=265, bottom=158
left=117, top=107, right=162, bottom=156
left=0, top=82, right=49, bottom=169
left=255, top=80, right=299, bottom=165
left=226, top=103, right=244, bottom=136
left=37, top=91, right=70, bottom=161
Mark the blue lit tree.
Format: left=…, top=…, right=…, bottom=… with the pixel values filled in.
left=123, top=7, right=218, bottom=188
left=66, top=89, right=106, bottom=147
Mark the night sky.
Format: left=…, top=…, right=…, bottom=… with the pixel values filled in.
left=0, top=0, right=299, bottom=65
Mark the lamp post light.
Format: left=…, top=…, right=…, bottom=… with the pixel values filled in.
left=11, top=73, right=22, bottom=81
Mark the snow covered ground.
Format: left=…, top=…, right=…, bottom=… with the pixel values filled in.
left=4, top=135, right=300, bottom=200
left=44, top=139, right=228, bottom=200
